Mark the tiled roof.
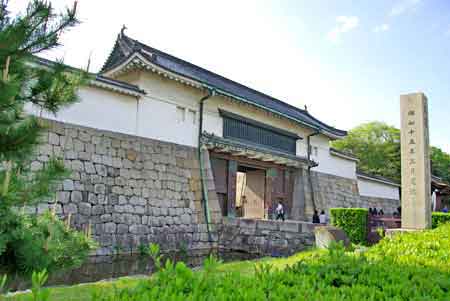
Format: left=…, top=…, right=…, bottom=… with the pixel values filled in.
left=101, top=33, right=347, bottom=138
left=34, top=56, right=145, bottom=96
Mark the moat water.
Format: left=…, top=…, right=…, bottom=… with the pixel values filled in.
left=6, top=249, right=261, bottom=291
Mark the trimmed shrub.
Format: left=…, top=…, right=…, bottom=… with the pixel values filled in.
left=432, top=212, right=450, bottom=228
left=330, top=208, right=368, bottom=244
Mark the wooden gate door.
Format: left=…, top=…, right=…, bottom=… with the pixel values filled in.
left=243, top=169, right=266, bottom=218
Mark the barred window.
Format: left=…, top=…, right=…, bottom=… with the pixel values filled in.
left=222, top=112, right=297, bottom=155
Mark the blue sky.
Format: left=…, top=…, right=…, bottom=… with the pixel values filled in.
left=11, top=0, right=450, bottom=152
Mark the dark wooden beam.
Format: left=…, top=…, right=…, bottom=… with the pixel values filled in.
left=227, top=160, right=237, bottom=217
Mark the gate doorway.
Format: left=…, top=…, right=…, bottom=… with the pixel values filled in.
left=236, top=165, right=266, bottom=219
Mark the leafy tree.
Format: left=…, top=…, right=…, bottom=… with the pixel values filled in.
left=430, top=146, right=450, bottom=183
left=332, top=122, right=401, bottom=181
left=0, top=0, right=95, bottom=275
left=333, top=121, right=450, bottom=184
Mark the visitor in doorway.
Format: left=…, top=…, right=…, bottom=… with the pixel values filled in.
left=373, top=208, right=378, bottom=216
left=379, top=209, right=384, bottom=216
left=442, top=206, right=449, bottom=213
left=369, top=207, right=374, bottom=215
left=275, top=201, right=285, bottom=221
left=312, top=210, right=320, bottom=224
left=319, top=210, right=327, bottom=224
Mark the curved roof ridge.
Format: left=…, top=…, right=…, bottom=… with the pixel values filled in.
left=101, top=32, right=347, bottom=138
left=127, top=35, right=310, bottom=112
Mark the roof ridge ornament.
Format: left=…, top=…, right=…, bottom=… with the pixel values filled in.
left=120, top=24, right=127, bottom=38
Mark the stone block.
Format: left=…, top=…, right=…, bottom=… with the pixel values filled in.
left=73, top=139, right=84, bottom=152
left=56, top=191, right=70, bottom=204
left=71, top=160, right=84, bottom=172
left=79, top=152, right=91, bottom=161
left=63, top=203, right=77, bottom=214
left=129, top=196, right=146, bottom=206
left=123, top=204, right=133, bottom=213
left=279, top=221, right=299, bottom=233
left=257, top=220, right=278, bottom=231
left=180, top=214, right=191, bottom=224
left=104, top=222, right=116, bottom=234
left=79, top=131, right=91, bottom=142
left=63, top=179, right=74, bottom=191
left=71, top=191, right=83, bottom=203
left=92, top=205, right=104, bottom=215
left=314, top=226, right=350, bottom=249
left=78, top=202, right=92, bottom=215
left=130, top=224, right=148, bottom=234
left=117, top=224, right=129, bottom=234
left=134, top=206, right=145, bottom=215
left=98, top=194, right=108, bottom=205
left=85, top=162, right=96, bottom=174
left=100, top=214, right=112, bottom=222
left=94, top=184, right=106, bottom=194
left=102, top=155, right=113, bottom=166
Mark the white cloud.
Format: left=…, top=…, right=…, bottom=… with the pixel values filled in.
left=390, top=0, right=421, bottom=17
left=326, top=16, right=359, bottom=43
left=373, top=23, right=390, bottom=33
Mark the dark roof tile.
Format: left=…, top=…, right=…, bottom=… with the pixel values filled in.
left=101, top=33, right=347, bottom=137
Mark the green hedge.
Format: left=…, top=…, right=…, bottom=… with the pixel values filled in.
left=432, top=212, right=450, bottom=228
left=330, top=208, right=368, bottom=244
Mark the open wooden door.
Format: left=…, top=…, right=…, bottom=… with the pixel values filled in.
left=243, top=169, right=265, bottom=219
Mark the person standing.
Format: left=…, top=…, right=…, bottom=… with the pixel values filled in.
left=275, top=201, right=285, bottom=221
left=319, top=210, right=327, bottom=224
left=312, top=210, right=320, bottom=224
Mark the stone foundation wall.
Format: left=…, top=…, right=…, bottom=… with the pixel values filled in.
left=28, top=120, right=219, bottom=255
left=296, top=169, right=363, bottom=220
left=27, top=120, right=393, bottom=257
left=218, top=218, right=316, bottom=256
left=360, top=196, right=400, bottom=215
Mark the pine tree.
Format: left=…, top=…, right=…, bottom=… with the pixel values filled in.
left=0, top=0, right=94, bottom=274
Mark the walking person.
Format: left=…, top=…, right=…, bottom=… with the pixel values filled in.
left=275, top=201, right=285, bottom=221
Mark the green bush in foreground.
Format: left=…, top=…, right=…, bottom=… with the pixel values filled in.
left=432, top=212, right=450, bottom=228
left=89, top=224, right=450, bottom=301
left=330, top=208, right=368, bottom=244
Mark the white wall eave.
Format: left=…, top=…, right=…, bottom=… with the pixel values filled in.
left=357, top=173, right=401, bottom=188
left=329, top=149, right=359, bottom=162
left=90, top=78, right=144, bottom=97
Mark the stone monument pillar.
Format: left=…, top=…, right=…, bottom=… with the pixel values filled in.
left=400, top=92, right=431, bottom=229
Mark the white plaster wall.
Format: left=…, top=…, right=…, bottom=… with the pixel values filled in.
left=137, top=96, right=198, bottom=147
left=358, top=177, right=400, bottom=200
left=35, top=69, right=356, bottom=181
left=119, top=71, right=201, bottom=147
left=298, top=135, right=357, bottom=179
left=26, top=86, right=139, bottom=136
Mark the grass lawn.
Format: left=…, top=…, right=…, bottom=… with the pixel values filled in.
left=3, top=249, right=321, bottom=301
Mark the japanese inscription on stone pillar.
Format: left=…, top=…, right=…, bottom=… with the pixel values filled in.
left=400, top=92, right=431, bottom=229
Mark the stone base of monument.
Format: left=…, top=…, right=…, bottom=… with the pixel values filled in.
left=314, top=226, right=350, bottom=249
left=385, top=228, right=423, bottom=238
